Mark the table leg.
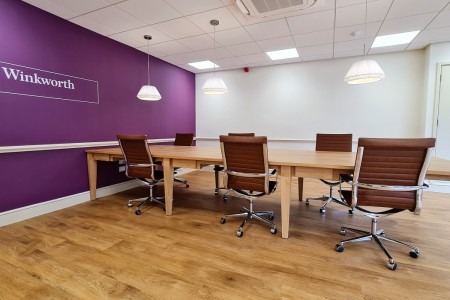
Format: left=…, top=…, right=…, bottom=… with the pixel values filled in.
left=298, top=177, right=304, bottom=201
left=280, top=165, right=292, bottom=239
left=87, top=153, right=97, bottom=200
left=163, top=158, right=174, bottom=215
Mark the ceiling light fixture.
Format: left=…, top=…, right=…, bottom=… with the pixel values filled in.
left=344, top=0, right=385, bottom=84
left=137, top=35, right=162, bottom=101
left=202, top=19, right=228, bottom=95
left=266, top=48, right=299, bottom=60
left=372, top=30, right=420, bottom=48
left=188, top=60, right=218, bottom=70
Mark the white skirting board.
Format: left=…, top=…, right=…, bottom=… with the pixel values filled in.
left=0, top=179, right=143, bottom=227
left=0, top=171, right=447, bottom=227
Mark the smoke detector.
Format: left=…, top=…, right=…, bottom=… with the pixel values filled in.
left=236, top=0, right=320, bottom=18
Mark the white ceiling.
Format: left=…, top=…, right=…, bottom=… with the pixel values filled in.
left=23, top=0, right=450, bottom=73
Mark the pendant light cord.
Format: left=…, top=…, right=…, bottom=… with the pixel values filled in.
left=147, top=38, right=150, bottom=85
left=363, top=0, right=368, bottom=60
left=213, top=20, right=216, bottom=77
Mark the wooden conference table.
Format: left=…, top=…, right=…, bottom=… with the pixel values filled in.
left=86, top=145, right=450, bottom=239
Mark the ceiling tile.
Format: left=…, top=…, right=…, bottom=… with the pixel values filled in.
left=257, top=36, right=296, bottom=51
left=245, top=19, right=291, bottom=41
left=334, top=22, right=382, bottom=42
left=152, top=18, right=204, bottom=39
left=237, top=53, right=271, bottom=64
left=214, top=57, right=242, bottom=67
left=109, top=26, right=172, bottom=48
left=164, top=0, right=225, bottom=15
left=334, top=50, right=364, bottom=59
left=293, top=29, right=333, bottom=48
left=148, top=40, right=191, bottom=56
left=386, top=0, right=449, bottom=19
left=178, top=35, right=215, bottom=51
left=197, top=47, right=233, bottom=60
left=116, top=0, right=181, bottom=25
left=299, top=44, right=333, bottom=57
left=336, top=0, right=392, bottom=28
left=71, top=6, right=145, bottom=36
left=23, top=0, right=111, bottom=19
left=164, top=52, right=203, bottom=65
left=407, top=42, right=431, bottom=50
left=212, top=27, right=254, bottom=46
left=225, top=42, right=261, bottom=56
left=378, top=13, right=436, bottom=36
left=334, top=39, right=367, bottom=54
left=287, top=10, right=335, bottom=35
left=413, top=26, right=450, bottom=44
left=302, top=53, right=333, bottom=62
left=428, top=9, right=450, bottom=29
left=187, top=7, right=241, bottom=32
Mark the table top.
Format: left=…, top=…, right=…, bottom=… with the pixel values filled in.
left=86, top=145, right=450, bottom=179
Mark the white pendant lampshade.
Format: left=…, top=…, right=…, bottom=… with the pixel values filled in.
left=137, top=85, right=162, bottom=101
left=344, top=60, right=385, bottom=84
left=138, top=35, right=161, bottom=101
left=344, top=0, right=385, bottom=85
left=202, top=77, right=228, bottom=95
left=203, top=19, right=228, bottom=95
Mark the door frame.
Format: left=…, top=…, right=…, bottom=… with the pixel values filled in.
left=432, top=62, right=450, bottom=139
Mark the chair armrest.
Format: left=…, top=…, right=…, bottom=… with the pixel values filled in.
left=353, top=182, right=428, bottom=192
left=224, top=169, right=269, bottom=178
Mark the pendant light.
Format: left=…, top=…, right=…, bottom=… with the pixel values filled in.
left=137, top=35, right=161, bottom=101
left=202, top=19, right=228, bottom=95
left=344, top=0, right=385, bottom=84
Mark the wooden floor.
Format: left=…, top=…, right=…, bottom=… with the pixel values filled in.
left=1, top=170, right=450, bottom=299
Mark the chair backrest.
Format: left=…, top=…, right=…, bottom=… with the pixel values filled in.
left=228, top=132, right=255, bottom=136
left=353, top=138, right=435, bottom=212
left=220, top=135, right=269, bottom=194
left=117, top=134, right=155, bottom=179
left=174, top=133, right=194, bottom=146
left=316, top=133, right=352, bottom=152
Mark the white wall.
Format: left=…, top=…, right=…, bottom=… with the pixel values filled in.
left=196, top=50, right=426, bottom=149
left=423, top=42, right=450, bottom=137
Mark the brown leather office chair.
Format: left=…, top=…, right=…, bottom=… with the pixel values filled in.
left=117, top=134, right=164, bottom=215
left=336, top=138, right=435, bottom=270
left=219, top=135, right=277, bottom=237
left=173, top=133, right=194, bottom=187
left=214, top=133, right=255, bottom=195
left=306, top=133, right=353, bottom=213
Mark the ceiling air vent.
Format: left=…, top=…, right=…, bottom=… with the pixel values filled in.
left=236, top=0, right=319, bottom=18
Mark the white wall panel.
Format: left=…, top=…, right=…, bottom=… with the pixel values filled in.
left=196, top=50, right=426, bottom=149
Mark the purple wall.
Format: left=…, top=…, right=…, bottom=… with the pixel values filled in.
left=0, top=0, right=195, bottom=212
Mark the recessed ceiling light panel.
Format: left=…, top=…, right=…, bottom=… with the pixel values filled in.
left=188, top=61, right=220, bottom=70
left=372, top=31, right=420, bottom=48
left=266, top=48, right=299, bottom=60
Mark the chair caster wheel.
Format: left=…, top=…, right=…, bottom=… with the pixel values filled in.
left=223, top=196, right=228, bottom=201
left=220, top=218, right=226, bottom=224
left=135, top=210, right=141, bottom=215
left=268, top=214, right=275, bottom=221
left=270, top=228, right=277, bottom=234
left=340, top=229, right=346, bottom=235
left=319, top=208, right=325, bottom=214
left=214, top=189, right=219, bottom=195
left=236, top=230, right=243, bottom=237
left=127, top=202, right=132, bottom=207
left=336, top=244, right=344, bottom=252
left=387, top=261, right=397, bottom=270
left=305, top=200, right=310, bottom=205
left=348, top=209, right=354, bottom=215
left=409, top=250, right=420, bottom=258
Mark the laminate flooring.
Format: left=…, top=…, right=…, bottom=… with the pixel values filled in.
left=1, top=170, right=449, bottom=299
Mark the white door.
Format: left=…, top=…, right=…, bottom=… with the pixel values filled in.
left=436, top=65, right=450, bottom=160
